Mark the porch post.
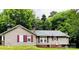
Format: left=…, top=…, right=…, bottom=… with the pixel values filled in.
left=50, top=36, right=52, bottom=48
left=2, top=36, right=3, bottom=41
left=2, top=36, right=4, bottom=45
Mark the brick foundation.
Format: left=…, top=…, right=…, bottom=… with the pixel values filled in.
left=51, top=45, right=62, bottom=48
left=36, top=45, right=63, bottom=48
left=36, top=45, right=49, bottom=48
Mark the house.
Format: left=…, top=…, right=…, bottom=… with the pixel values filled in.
left=0, top=25, right=69, bottom=48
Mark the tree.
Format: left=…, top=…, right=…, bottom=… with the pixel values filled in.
left=0, top=9, right=35, bottom=33
left=49, top=11, right=57, bottom=17
left=43, top=20, right=52, bottom=30
left=41, top=14, right=47, bottom=21
left=48, top=9, right=79, bottom=47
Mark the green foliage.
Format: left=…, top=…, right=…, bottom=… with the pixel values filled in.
left=42, top=20, right=52, bottom=30
left=0, top=9, right=35, bottom=33
left=48, top=9, right=79, bottom=43
left=49, top=11, right=57, bottom=17
left=0, top=9, right=52, bottom=33
left=34, top=17, right=52, bottom=30
left=41, top=14, right=46, bottom=21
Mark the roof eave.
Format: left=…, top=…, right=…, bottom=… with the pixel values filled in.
left=0, top=25, right=36, bottom=36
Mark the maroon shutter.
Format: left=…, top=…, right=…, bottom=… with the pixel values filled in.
left=26, top=35, right=27, bottom=42
left=23, top=35, right=27, bottom=42
left=17, top=35, right=19, bottom=42
left=23, top=35, right=25, bottom=42
left=31, top=35, right=33, bottom=42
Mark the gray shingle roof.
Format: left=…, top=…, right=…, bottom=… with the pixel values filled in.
left=35, top=30, right=69, bottom=37
left=0, top=25, right=69, bottom=37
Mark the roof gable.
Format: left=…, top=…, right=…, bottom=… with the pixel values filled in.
left=0, top=25, right=36, bottom=35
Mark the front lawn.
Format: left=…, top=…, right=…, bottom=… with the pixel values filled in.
left=0, top=45, right=78, bottom=50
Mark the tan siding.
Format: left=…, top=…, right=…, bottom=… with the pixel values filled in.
left=52, top=37, right=58, bottom=45
left=4, top=27, right=36, bottom=46
left=58, top=38, right=69, bottom=45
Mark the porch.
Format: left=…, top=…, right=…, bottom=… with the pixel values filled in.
left=36, top=36, right=69, bottom=48
left=0, top=36, right=4, bottom=45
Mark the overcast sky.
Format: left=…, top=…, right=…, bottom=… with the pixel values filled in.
left=33, top=9, right=67, bottom=19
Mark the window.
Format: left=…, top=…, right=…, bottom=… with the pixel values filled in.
left=44, top=40, right=46, bottom=42
left=41, top=39, right=43, bottom=42
left=17, top=35, right=24, bottom=42
left=27, top=36, right=31, bottom=42
left=38, top=39, right=40, bottom=43
left=28, top=38, right=30, bottom=42
left=40, top=37, right=43, bottom=43
left=53, top=37, right=57, bottom=40
left=47, top=39, right=49, bottom=43
left=17, top=35, right=33, bottom=42
left=40, top=37, right=48, bottom=43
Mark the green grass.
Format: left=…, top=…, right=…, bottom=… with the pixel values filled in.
left=0, top=45, right=78, bottom=50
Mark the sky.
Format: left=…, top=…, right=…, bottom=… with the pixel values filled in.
left=33, top=9, right=67, bottom=19
left=33, top=9, right=53, bottom=18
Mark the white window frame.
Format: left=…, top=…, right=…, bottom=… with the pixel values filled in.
left=27, top=35, right=31, bottom=43
left=19, top=35, right=24, bottom=42
left=40, top=36, right=47, bottom=43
